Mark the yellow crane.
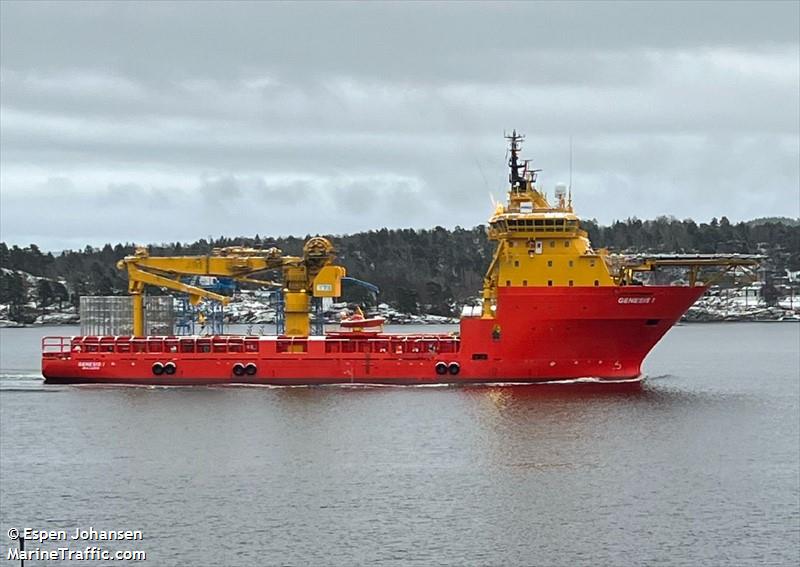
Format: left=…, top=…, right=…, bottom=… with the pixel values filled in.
left=116, top=237, right=345, bottom=337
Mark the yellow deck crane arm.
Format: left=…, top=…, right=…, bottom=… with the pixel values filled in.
left=117, top=238, right=345, bottom=337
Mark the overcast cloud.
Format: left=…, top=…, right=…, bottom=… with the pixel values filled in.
left=1, top=0, right=798, bottom=250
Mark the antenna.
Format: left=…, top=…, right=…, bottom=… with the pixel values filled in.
left=505, top=129, right=526, bottom=191
left=475, top=158, right=490, bottom=191
left=568, top=136, right=574, bottom=209
left=569, top=136, right=573, bottom=190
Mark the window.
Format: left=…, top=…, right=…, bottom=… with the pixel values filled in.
left=550, top=240, right=555, bottom=247
left=506, top=280, right=511, bottom=286
left=514, top=260, right=519, bottom=267
left=594, top=280, right=599, bottom=286
left=564, top=241, right=570, bottom=247
left=548, top=280, right=553, bottom=286
left=523, top=280, right=528, bottom=286
left=569, top=280, right=574, bottom=287
left=568, top=260, right=574, bottom=267
left=547, top=260, right=553, bottom=267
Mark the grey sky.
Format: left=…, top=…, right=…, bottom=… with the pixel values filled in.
left=1, top=0, right=798, bottom=250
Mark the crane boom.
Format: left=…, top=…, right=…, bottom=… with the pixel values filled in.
left=117, top=237, right=345, bottom=337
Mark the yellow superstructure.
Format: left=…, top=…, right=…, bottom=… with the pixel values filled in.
left=478, top=131, right=762, bottom=319
left=481, top=131, right=614, bottom=317
left=117, top=237, right=345, bottom=337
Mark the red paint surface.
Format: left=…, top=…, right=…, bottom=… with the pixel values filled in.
left=42, top=286, right=706, bottom=385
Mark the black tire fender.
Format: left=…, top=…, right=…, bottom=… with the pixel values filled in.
left=233, top=363, right=246, bottom=376
left=152, top=362, right=164, bottom=375
left=448, top=362, right=460, bottom=375
left=435, top=362, right=448, bottom=375
left=245, top=363, right=257, bottom=376
left=164, top=362, right=176, bottom=375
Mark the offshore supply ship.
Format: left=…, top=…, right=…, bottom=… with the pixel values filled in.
left=42, top=133, right=758, bottom=385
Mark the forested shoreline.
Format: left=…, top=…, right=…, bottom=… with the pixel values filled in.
left=1, top=216, right=798, bottom=322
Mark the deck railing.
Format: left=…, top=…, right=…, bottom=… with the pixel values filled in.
left=42, top=334, right=461, bottom=356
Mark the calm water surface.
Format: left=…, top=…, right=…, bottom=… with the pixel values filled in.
left=1, top=323, right=798, bottom=566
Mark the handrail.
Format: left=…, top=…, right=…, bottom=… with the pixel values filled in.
left=42, top=336, right=72, bottom=354
left=44, top=334, right=461, bottom=355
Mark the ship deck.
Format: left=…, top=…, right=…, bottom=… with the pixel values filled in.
left=43, top=332, right=462, bottom=358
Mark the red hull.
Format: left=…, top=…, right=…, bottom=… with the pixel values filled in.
left=42, top=286, right=706, bottom=386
